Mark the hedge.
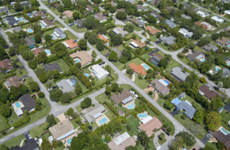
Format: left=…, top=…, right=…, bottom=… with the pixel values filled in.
left=103, top=101, right=119, bottom=116
left=83, top=59, right=103, bottom=69
left=63, top=57, right=73, bottom=67
left=13, top=116, right=30, bottom=128
left=45, top=55, right=59, bottom=64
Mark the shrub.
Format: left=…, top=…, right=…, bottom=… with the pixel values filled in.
left=103, top=101, right=119, bottom=116
left=200, top=77, right=206, bottom=83
left=217, top=142, right=225, bottom=149
left=38, top=92, right=44, bottom=98
left=13, top=116, right=30, bottom=128
left=81, top=97, right=92, bottom=109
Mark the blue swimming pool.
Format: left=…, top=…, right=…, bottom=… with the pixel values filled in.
left=40, top=23, right=44, bottom=28
left=18, top=17, right=24, bottom=21
left=164, top=80, right=169, bottom=85
left=220, top=127, right=230, bottom=135
left=228, top=45, right=230, bottom=48
left=52, top=35, right=56, bottom=40
left=72, top=80, right=76, bottom=86
left=27, top=29, right=33, bottom=33
left=228, top=62, right=230, bottom=66
left=67, top=137, right=73, bottom=144
left=137, top=111, right=147, bottom=118
left=215, top=68, right=219, bottom=72
left=99, top=118, right=107, bottom=125
left=200, top=58, right=205, bottom=62
left=15, top=102, right=21, bottom=108
left=45, top=49, right=51, bottom=55
left=27, top=13, right=32, bottom=16
left=142, top=64, right=149, bottom=70
left=127, top=104, right=135, bottom=109
left=85, top=73, right=90, bottom=77
left=74, top=58, right=81, bottom=63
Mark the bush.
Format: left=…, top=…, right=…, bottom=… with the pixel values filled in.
left=28, top=59, right=37, bottom=69
left=217, top=142, right=225, bottom=149
left=103, top=101, right=119, bottom=116
left=13, top=116, right=30, bottom=128
left=38, top=92, right=44, bottom=98
left=200, top=77, right=206, bottom=83
left=81, top=97, right=92, bottom=109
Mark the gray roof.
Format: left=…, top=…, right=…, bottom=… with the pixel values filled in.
left=56, top=79, right=75, bottom=93
left=160, top=36, right=176, bottom=45
left=136, top=4, right=148, bottom=11
left=14, top=26, right=22, bottom=32
left=20, top=94, right=36, bottom=112
left=179, top=28, right=193, bottom=38
left=223, top=68, right=230, bottom=78
left=54, top=28, right=66, bottom=37
left=179, top=92, right=186, bottom=98
left=181, top=14, right=191, bottom=20
left=75, top=19, right=83, bottom=27
left=203, top=43, right=219, bottom=52
left=171, top=67, right=190, bottom=81
left=44, top=63, right=62, bottom=72
left=6, top=16, right=17, bottom=25
left=81, top=104, right=106, bottom=122
left=222, top=0, right=230, bottom=3
left=25, top=37, right=35, bottom=46
left=150, top=11, right=162, bottom=19
left=20, top=1, right=31, bottom=7
left=0, top=7, right=9, bottom=12
left=126, top=0, right=136, bottom=3
left=165, top=19, right=177, bottom=28
left=177, top=101, right=196, bottom=119
left=112, top=48, right=122, bottom=58
left=151, top=79, right=170, bottom=95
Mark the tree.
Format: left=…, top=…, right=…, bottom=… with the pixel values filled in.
left=192, top=30, right=202, bottom=40
left=137, top=131, right=149, bottom=148
left=105, top=65, right=112, bottom=74
left=217, top=142, right=225, bottom=149
left=96, top=40, right=104, bottom=51
left=158, top=58, right=168, bottom=68
left=105, top=85, right=111, bottom=96
left=37, top=52, right=47, bottom=63
left=38, top=92, right=44, bottom=98
left=110, top=6, right=117, bottom=13
left=45, top=34, right=52, bottom=43
left=92, top=51, right=97, bottom=58
left=35, top=33, right=41, bottom=43
left=206, top=111, right=221, bottom=131
left=124, top=24, right=134, bottom=33
left=111, top=34, right=122, bottom=46
left=0, top=144, right=8, bottom=150
left=39, top=72, right=48, bottom=83
left=52, top=140, right=58, bottom=148
left=58, top=5, right=64, bottom=12
left=41, top=138, right=52, bottom=150
left=75, top=82, right=82, bottom=95
left=79, top=39, right=87, bottom=50
left=81, top=97, right=92, bottom=109
left=177, top=131, right=196, bottom=146
left=108, top=51, right=118, bottom=61
left=28, top=59, right=37, bottom=69
left=164, top=100, right=173, bottom=110
left=35, top=99, right=43, bottom=111
left=126, top=146, right=138, bottom=150
left=211, top=33, right=219, bottom=41
left=193, top=110, right=204, bottom=124
left=49, top=88, right=63, bottom=102
left=159, top=133, right=165, bottom=140
left=30, top=81, right=40, bottom=92
left=147, top=15, right=156, bottom=24
left=66, top=108, right=74, bottom=116
left=31, top=0, right=40, bottom=6
left=111, top=83, right=119, bottom=92
left=203, top=145, right=214, bottom=150
left=73, top=11, right=80, bottom=20
left=0, top=104, right=11, bottom=117
left=14, top=2, right=23, bottom=11
left=60, top=93, right=71, bottom=104
left=53, top=43, right=67, bottom=58
left=46, top=114, right=57, bottom=127
left=170, top=136, right=185, bottom=150
left=116, top=11, right=127, bottom=20
left=126, top=67, right=133, bottom=76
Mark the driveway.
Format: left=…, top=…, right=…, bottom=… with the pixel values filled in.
left=153, top=130, right=172, bottom=148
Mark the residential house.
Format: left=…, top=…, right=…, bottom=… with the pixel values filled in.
left=92, top=64, right=109, bottom=80
left=216, top=37, right=230, bottom=46
left=25, top=37, right=36, bottom=49
left=211, top=16, right=224, bottom=23
left=160, top=36, right=176, bottom=45
left=136, top=4, right=148, bottom=11
left=53, top=3, right=59, bottom=9
left=86, top=5, right=94, bottom=13
left=4, top=75, right=21, bottom=90
left=165, top=19, right=177, bottom=28
left=225, top=56, right=230, bottom=62
left=224, top=10, right=230, bottom=15
left=0, top=59, right=14, bottom=73
left=223, top=0, right=230, bottom=3
left=53, top=28, right=66, bottom=39
left=56, top=79, right=76, bottom=93
left=150, top=11, right=162, bottom=19
left=49, top=119, right=75, bottom=140
left=48, top=0, right=56, bottom=3
left=64, top=10, right=73, bottom=18
left=0, top=7, right=9, bottom=13
left=179, top=92, right=186, bottom=99
left=130, top=39, right=146, bottom=48
left=197, top=10, right=209, bottom=18
left=203, top=43, right=219, bottom=52
left=63, top=39, right=78, bottom=49
left=32, top=48, right=43, bottom=56
left=94, top=13, right=107, bottom=23
left=32, top=11, right=46, bottom=18
left=98, top=34, right=109, bottom=42
left=6, top=16, right=18, bottom=26
left=224, top=102, right=230, bottom=112
left=151, top=79, right=170, bottom=95
left=210, top=131, right=230, bottom=150
left=198, top=85, right=218, bottom=100
left=181, top=14, right=191, bottom=20
left=74, top=19, right=83, bottom=28
left=111, top=48, right=122, bottom=58
left=44, top=63, right=62, bottom=73
left=145, top=26, right=160, bottom=35
left=149, top=0, right=161, bottom=5
left=171, top=67, right=190, bottom=82
left=223, top=68, right=230, bottom=78
left=14, top=26, right=22, bottom=33
left=149, top=52, right=163, bottom=66
left=187, top=51, right=205, bottom=62
left=9, top=139, right=39, bottom=150
left=130, top=18, right=145, bottom=27
left=113, top=27, right=128, bottom=37
left=70, top=51, right=93, bottom=67
left=81, top=104, right=106, bottom=123
left=40, top=18, right=55, bottom=28
left=119, top=110, right=124, bottom=116
left=125, top=0, right=136, bottom=4
left=108, top=132, right=136, bottom=150
left=138, top=117, right=162, bottom=137
left=110, top=89, right=133, bottom=105
left=195, top=22, right=209, bottom=30
left=11, top=1, right=31, bottom=8
left=129, top=63, right=147, bottom=76
left=179, top=28, right=193, bottom=39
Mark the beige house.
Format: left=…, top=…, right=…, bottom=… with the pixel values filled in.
left=70, top=51, right=92, bottom=67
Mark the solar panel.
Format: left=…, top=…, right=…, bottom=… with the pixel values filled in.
left=23, top=97, right=28, bottom=103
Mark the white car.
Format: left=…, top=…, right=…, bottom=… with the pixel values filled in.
left=28, top=134, right=32, bottom=139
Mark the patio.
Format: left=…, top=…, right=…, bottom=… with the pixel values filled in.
left=122, top=100, right=135, bottom=109
left=95, top=114, right=110, bottom=127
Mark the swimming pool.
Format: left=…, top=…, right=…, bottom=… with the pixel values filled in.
left=27, top=29, right=33, bottom=33
left=127, top=104, right=135, bottom=109
left=74, top=58, right=81, bottom=63
left=67, top=137, right=73, bottom=144
left=27, top=13, right=32, bottom=16
left=85, top=73, right=90, bottom=77
left=164, top=80, right=169, bottom=85
left=52, top=35, right=56, bottom=40
left=142, top=64, right=150, bottom=70
left=137, top=111, right=147, bottom=118
left=220, top=127, right=230, bottom=135
left=40, top=23, right=44, bottom=28
left=18, top=17, right=24, bottom=21
left=228, top=62, right=230, bottom=66
left=200, top=58, right=205, bottom=62
left=15, top=102, right=21, bottom=108
left=99, top=118, right=107, bottom=125
left=228, top=45, right=230, bottom=48
left=215, top=68, right=219, bottom=72
left=71, top=80, right=76, bottom=86
left=45, top=49, right=51, bottom=55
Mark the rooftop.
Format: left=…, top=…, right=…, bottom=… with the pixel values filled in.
left=6, top=75, right=21, bottom=88
left=64, top=10, right=73, bottom=18
left=150, top=11, right=162, bottom=19
left=171, top=67, right=190, bottom=81
left=130, top=39, right=146, bottom=48
left=0, top=59, right=13, bottom=70
left=112, top=48, right=122, bottom=58
left=98, top=34, right=109, bottom=42
left=20, top=94, right=36, bottom=112
left=25, top=37, right=35, bottom=46
left=216, top=37, right=230, bottom=45
left=44, top=63, right=62, bottom=72
left=210, top=130, right=230, bottom=149
left=160, top=36, right=176, bottom=45
left=32, top=48, right=43, bottom=56
left=14, top=26, right=22, bottom=32
left=223, top=68, right=230, bottom=78
left=56, top=79, right=75, bottom=93
left=92, top=64, right=109, bottom=79
left=42, top=18, right=55, bottom=26
left=138, top=117, right=162, bottom=137
left=63, top=39, right=78, bottom=49
left=9, top=139, right=38, bottom=150
left=187, top=51, right=205, bottom=62
left=81, top=104, right=106, bottom=122
left=94, top=13, right=107, bottom=21
left=129, top=63, right=147, bottom=76
left=110, top=90, right=133, bottom=105
left=179, top=28, right=193, bottom=38
left=136, top=4, right=148, bottom=10
left=151, top=79, right=170, bottom=95
left=165, top=19, right=177, bottom=28
left=70, top=51, right=92, bottom=66
left=203, top=43, right=219, bottom=52
left=145, top=26, right=160, bottom=35
left=113, top=27, right=128, bottom=36
left=177, top=100, right=196, bottom=119
left=198, top=85, right=218, bottom=99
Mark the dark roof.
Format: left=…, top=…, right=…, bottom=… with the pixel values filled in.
left=210, top=131, right=230, bottom=149
left=14, top=26, right=22, bottom=32
left=198, top=85, right=218, bottom=99
left=10, top=139, right=38, bottom=150
left=203, top=43, right=219, bottom=52
left=75, top=19, right=83, bottom=27
left=223, top=68, right=230, bottom=78
left=151, top=52, right=163, bottom=62
left=0, top=59, right=13, bottom=70
left=25, top=37, right=35, bottom=46
left=110, top=90, right=132, bottom=105
left=6, top=16, right=17, bottom=25
left=225, top=57, right=230, bottom=61
left=44, top=63, right=62, bottom=72
left=224, top=102, right=230, bottom=112
left=150, top=11, right=162, bottom=19
left=187, top=51, right=205, bottom=62
left=20, top=94, right=36, bottom=112
left=20, top=1, right=31, bottom=7
left=54, top=3, right=59, bottom=8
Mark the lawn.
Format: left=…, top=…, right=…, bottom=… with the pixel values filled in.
left=148, top=35, right=157, bottom=42
left=24, top=77, right=34, bottom=86
left=158, top=43, right=170, bottom=51
left=55, top=21, right=64, bottom=28
left=3, top=135, right=25, bottom=149
left=30, top=122, right=49, bottom=138
left=51, top=59, right=70, bottom=72
left=126, top=116, right=140, bottom=134
left=65, top=30, right=78, bottom=39
left=43, top=79, right=56, bottom=89
left=104, top=104, right=117, bottom=120
left=112, top=61, right=124, bottom=71
left=116, top=45, right=125, bottom=51
left=43, top=29, right=54, bottom=36
left=2, top=23, right=10, bottom=30
left=205, top=142, right=220, bottom=150
left=141, top=53, right=151, bottom=60
left=70, top=119, right=79, bottom=128
left=71, top=25, right=88, bottom=33
left=181, top=95, right=203, bottom=110
left=127, top=57, right=145, bottom=65
left=15, top=68, right=28, bottom=78
left=220, top=110, right=230, bottom=131
left=47, top=13, right=55, bottom=20
left=165, top=59, right=181, bottom=74
left=50, top=7, right=60, bottom=15
left=125, top=32, right=142, bottom=40
left=134, top=74, right=149, bottom=89
left=0, top=115, right=8, bottom=132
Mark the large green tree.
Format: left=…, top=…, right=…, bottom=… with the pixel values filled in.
left=60, top=93, right=71, bottom=104
left=206, top=111, right=221, bottom=131
left=81, top=97, right=92, bottom=109
left=108, top=51, right=118, bottom=61
left=193, top=109, right=204, bottom=124
left=49, top=88, right=63, bottom=102
left=0, top=104, right=11, bottom=117
left=37, top=52, right=47, bottom=63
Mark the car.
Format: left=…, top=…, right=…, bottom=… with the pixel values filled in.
left=28, top=134, right=32, bottom=139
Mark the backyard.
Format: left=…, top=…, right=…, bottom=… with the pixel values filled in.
left=3, top=135, right=25, bottom=149
left=51, top=59, right=70, bottom=72
left=0, top=115, right=8, bottom=132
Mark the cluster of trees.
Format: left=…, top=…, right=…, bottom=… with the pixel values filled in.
left=105, top=83, right=122, bottom=96
left=81, top=97, right=92, bottom=109
left=104, top=3, right=117, bottom=13
left=49, top=88, right=72, bottom=104
left=117, top=1, right=139, bottom=16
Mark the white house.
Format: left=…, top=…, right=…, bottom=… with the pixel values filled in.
left=92, top=64, right=109, bottom=80
left=179, top=28, right=193, bottom=39
left=197, top=10, right=209, bottom=18
left=211, top=16, right=224, bottom=23
left=224, top=10, right=230, bottom=15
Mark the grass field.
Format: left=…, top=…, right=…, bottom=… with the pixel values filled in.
left=141, top=53, right=151, bottom=60
left=220, top=110, right=230, bottom=131
left=205, top=142, right=220, bottom=150
left=71, top=26, right=88, bottom=33
left=3, top=135, right=25, bottom=149
left=0, top=115, right=8, bottom=132
left=126, top=116, right=140, bottom=134
left=104, top=104, right=117, bottom=120
left=30, top=122, right=49, bottom=138
left=55, top=21, right=64, bottom=28
left=51, top=59, right=70, bottom=72
left=65, top=30, right=78, bottom=39
left=134, top=74, right=149, bottom=89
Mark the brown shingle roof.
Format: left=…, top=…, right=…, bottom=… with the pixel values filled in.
left=7, top=75, right=21, bottom=87
left=110, top=90, right=132, bottom=105
left=210, top=131, right=230, bottom=149
left=129, top=63, right=147, bottom=76
left=152, top=52, right=163, bottom=59
left=32, top=48, right=43, bottom=56
left=86, top=5, right=93, bottom=12
left=130, top=39, right=146, bottom=48
left=116, top=8, right=126, bottom=13
left=64, top=10, right=73, bottom=18
left=42, top=18, right=55, bottom=26
left=54, top=3, right=59, bottom=9
left=216, top=37, right=230, bottom=45
left=70, top=51, right=92, bottom=66
left=138, top=117, right=162, bottom=137
left=198, top=85, right=218, bottom=99
left=187, top=51, right=205, bottom=62
left=0, top=59, right=13, bottom=70
left=151, top=79, right=170, bottom=95
left=145, top=26, right=160, bottom=35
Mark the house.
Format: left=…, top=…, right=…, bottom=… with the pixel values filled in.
left=151, top=79, right=170, bottom=95
left=92, top=64, right=109, bottom=80
left=14, top=26, right=22, bottom=33
left=187, top=51, right=205, bottom=62
left=224, top=10, right=230, bottom=15
left=48, top=0, right=56, bottom=3
left=179, top=92, right=186, bottom=99
left=86, top=5, right=94, bottom=13
left=138, top=117, right=162, bottom=137
left=63, top=39, right=78, bottom=49
left=119, top=110, right=124, bottom=116
left=165, top=19, right=177, bottom=28
left=81, top=104, right=106, bottom=123
left=198, top=85, right=218, bottom=100
left=216, top=37, right=230, bottom=46
left=195, top=22, right=209, bottom=30
left=225, top=56, right=230, bottom=62
left=32, top=11, right=46, bottom=18
left=25, top=37, right=36, bottom=49
left=150, top=11, right=162, bottom=19
left=56, top=79, right=75, bottom=93
left=40, top=18, right=55, bottom=28
left=94, top=13, right=107, bottom=23
left=179, top=28, right=193, bottom=39
left=98, top=34, right=109, bottom=42
left=136, top=4, right=148, bottom=11
left=210, top=131, right=230, bottom=150
left=108, top=132, right=136, bottom=150
left=181, top=14, right=191, bottom=20
left=224, top=102, right=230, bottom=112
left=11, top=1, right=31, bottom=8
left=203, top=43, right=219, bottom=52
left=223, top=68, right=230, bottom=78
left=197, top=10, right=209, bottom=18
left=110, top=89, right=133, bottom=105
left=6, top=16, right=18, bottom=26
left=149, top=52, right=163, bottom=66
left=70, top=51, right=93, bottom=67
left=171, top=67, right=190, bottom=82
left=32, top=48, right=43, bottom=56
left=0, top=7, right=9, bottom=13
left=145, top=26, right=160, bottom=35
left=64, top=10, right=73, bottom=18
left=49, top=119, right=75, bottom=140
left=129, top=63, right=147, bottom=76
left=223, top=0, right=230, bottom=3
left=9, top=139, right=39, bottom=150
left=113, top=27, right=128, bottom=37
left=74, top=19, right=83, bottom=27
left=0, top=59, right=14, bottom=73
left=130, top=39, right=146, bottom=48
left=44, top=63, right=62, bottom=73
left=160, top=36, right=176, bottom=45
left=53, top=3, right=59, bottom=9
left=53, top=28, right=66, bottom=39
left=125, top=0, right=136, bottom=4
left=211, top=16, right=224, bottom=23
left=112, top=48, right=122, bottom=58
left=130, top=18, right=145, bottom=27
left=4, top=75, right=21, bottom=89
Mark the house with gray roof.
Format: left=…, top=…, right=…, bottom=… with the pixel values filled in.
left=171, top=67, right=190, bottom=82
left=150, top=11, right=162, bottom=19
left=181, top=14, right=191, bottom=20
left=56, top=79, right=75, bottom=93
left=187, top=51, right=205, bottom=62
left=179, top=92, right=186, bottom=99
left=222, top=0, right=230, bottom=3
left=81, top=104, right=106, bottom=123
left=160, top=36, right=176, bottom=45
left=223, top=68, right=230, bottom=78
left=25, top=37, right=35, bottom=49
left=136, top=4, right=148, bottom=11
left=6, top=16, right=18, bottom=26
left=179, top=28, right=193, bottom=39
left=130, top=18, right=145, bottom=27
left=176, top=100, right=196, bottom=119
left=14, top=26, right=22, bottom=33
left=125, top=0, right=136, bottom=3
left=113, top=27, right=128, bottom=37
left=94, top=13, right=107, bottom=23
left=203, top=43, right=219, bottom=52
left=151, top=79, right=170, bottom=96
left=44, top=63, right=62, bottom=73
left=165, top=19, right=177, bottom=28
left=74, top=19, right=83, bottom=27
left=0, top=7, right=9, bottom=13
left=53, top=28, right=66, bottom=39
left=112, top=48, right=122, bottom=58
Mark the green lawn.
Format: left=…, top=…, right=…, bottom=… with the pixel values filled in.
left=220, top=110, right=230, bottom=131
left=51, top=59, right=70, bottom=72
left=125, top=32, right=142, bottom=40
left=127, top=58, right=145, bottom=65
left=134, top=74, right=149, bottom=89
left=2, top=23, right=10, bottom=30
left=70, top=119, right=80, bottom=128
left=181, top=96, right=203, bottom=110
left=65, top=30, right=78, bottom=39
left=148, top=35, right=157, bottom=42
left=50, top=7, right=60, bottom=15
left=126, top=116, right=140, bottom=134
left=47, top=13, right=55, bottom=20
left=43, top=29, right=54, bottom=36
left=71, top=25, right=88, bottom=33
left=158, top=43, right=170, bottom=51
left=205, top=142, right=220, bottom=150
left=165, top=59, right=181, bottom=74
left=24, top=77, right=34, bottom=87
left=112, top=61, right=124, bottom=71
left=43, top=79, right=56, bottom=89
left=55, top=21, right=64, bottom=28
left=0, top=115, right=8, bottom=132
left=30, top=122, right=49, bottom=138
left=3, top=135, right=25, bottom=149
left=141, top=53, right=151, bottom=60
left=104, top=104, right=117, bottom=120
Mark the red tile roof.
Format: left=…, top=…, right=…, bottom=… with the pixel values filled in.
left=195, top=22, right=208, bottom=29
left=129, top=63, right=147, bottom=76
left=64, top=39, right=78, bottom=49
left=32, top=48, right=43, bottom=56
left=138, top=117, right=162, bottom=137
